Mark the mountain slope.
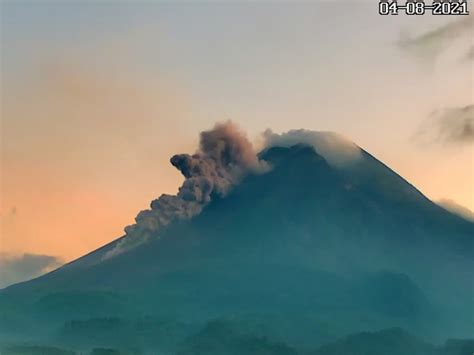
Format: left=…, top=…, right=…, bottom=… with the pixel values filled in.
left=1, top=142, right=473, bottom=350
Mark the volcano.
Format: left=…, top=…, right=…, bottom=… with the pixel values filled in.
left=0, top=127, right=473, bottom=354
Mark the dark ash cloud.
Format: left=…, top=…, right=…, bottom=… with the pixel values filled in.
left=104, top=121, right=267, bottom=259
left=0, top=253, right=63, bottom=289
left=416, top=105, right=474, bottom=145
left=438, top=199, right=474, bottom=222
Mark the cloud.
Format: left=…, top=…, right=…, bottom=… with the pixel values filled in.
left=438, top=199, right=474, bottom=222
left=416, top=105, right=474, bottom=145
left=104, top=121, right=268, bottom=259
left=0, top=253, right=63, bottom=289
left=398, top=16, right=473, bottom=61
left=262, top=129, right=362, bottom=168
left=463, top=46, right=474, bottom=61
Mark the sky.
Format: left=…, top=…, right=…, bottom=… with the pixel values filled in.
left=1, top=1, right=473, bottom=284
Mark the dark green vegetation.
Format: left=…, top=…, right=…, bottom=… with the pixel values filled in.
left=2, top=324, right=473, bottom=355
left=0, top=345, right=76, bottom=355
left=1, top=144, right=473, bottom=354
left=58, top=316, right=194, bottom=353
left=177, top=319, right=298, bottom=355
left=311, top=328, right=474, bottom=355
left=0, top=346, right=133, bottom=355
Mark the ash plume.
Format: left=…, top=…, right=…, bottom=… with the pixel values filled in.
left=104, top=121, right=266, bottom=259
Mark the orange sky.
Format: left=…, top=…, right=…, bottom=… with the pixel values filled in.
left=1, top=58, right=194, bottom=259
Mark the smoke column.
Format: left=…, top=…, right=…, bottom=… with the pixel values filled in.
left=104, top=121, right=266, bottom=259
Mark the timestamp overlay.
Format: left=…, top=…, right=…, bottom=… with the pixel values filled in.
left=379, top=0, right=470, bottom=15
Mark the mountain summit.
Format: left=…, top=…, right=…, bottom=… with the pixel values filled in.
left=1, top=124, right=473, bottom=353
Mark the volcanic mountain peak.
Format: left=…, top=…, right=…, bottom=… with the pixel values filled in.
left=1, top=125, right=473, bottom=353
left=104, top=126, right=363, bottom=259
